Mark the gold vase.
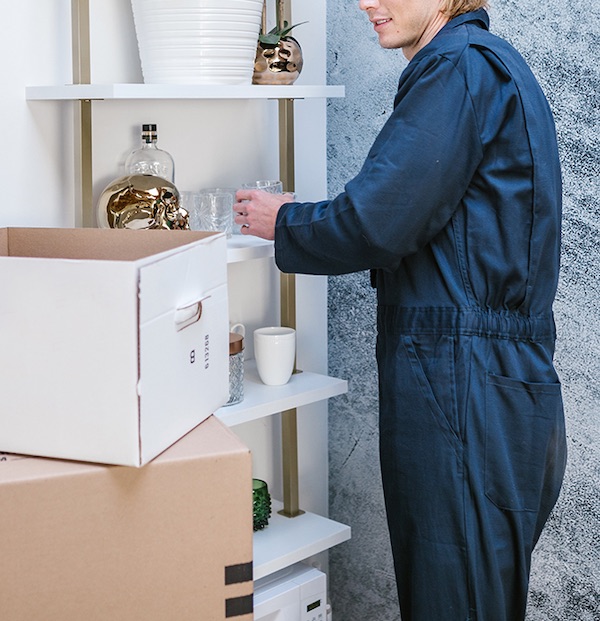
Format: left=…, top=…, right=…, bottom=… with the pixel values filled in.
left=252, top=36, right=303, bottom=85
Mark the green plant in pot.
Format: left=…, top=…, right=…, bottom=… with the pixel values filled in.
left=252, top=19, right=307, bottom=85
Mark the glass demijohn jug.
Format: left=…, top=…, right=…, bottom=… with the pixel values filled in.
left=125, top=123, right=175, bottom=182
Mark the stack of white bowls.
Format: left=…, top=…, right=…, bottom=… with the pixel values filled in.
left=130, top=0, right=264, bottom=85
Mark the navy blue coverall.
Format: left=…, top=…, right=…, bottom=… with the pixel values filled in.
left=273, top=10, right=567, bottom=621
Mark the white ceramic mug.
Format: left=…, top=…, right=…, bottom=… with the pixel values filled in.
left=230, top=322, right=245, bottom=337
left=253, top=327, right=296, bottom=386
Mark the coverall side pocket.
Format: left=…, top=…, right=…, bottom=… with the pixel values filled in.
left=402, top=335, right=460, bottom=443
left=484, top=373, right=562, bottom=512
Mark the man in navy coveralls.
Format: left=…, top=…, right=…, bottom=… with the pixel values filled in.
left=235, top=1, right=567, bottom=618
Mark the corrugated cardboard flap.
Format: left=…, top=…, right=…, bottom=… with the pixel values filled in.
left=0, top=227, right=223, bottom=262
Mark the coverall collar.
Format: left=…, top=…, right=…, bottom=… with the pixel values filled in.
left=410, top=9, right=490, bottom=65
left=443, top=8, right=490, bottom=32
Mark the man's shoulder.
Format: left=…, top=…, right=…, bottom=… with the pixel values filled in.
left=407, top=20, right=528, bottom=91
left=424, top=21, right=514, bottom=66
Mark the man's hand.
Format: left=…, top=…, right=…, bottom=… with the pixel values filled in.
left=234, top=189, right=295, bottom=240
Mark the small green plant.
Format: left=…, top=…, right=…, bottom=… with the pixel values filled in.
left=259, top=20, right=307, bottom=46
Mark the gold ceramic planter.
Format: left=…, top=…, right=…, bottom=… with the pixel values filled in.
left=252, top=37, right=303, bottom=85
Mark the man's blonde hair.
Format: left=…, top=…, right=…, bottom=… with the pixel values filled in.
left=441, top=0, right=489, bottom=20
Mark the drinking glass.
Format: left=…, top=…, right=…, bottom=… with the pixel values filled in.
left=198, top=190, right=234, bottom=237
left=179, top=191, right=201, bottom=230
left=242, top=180, right=283, bottom=194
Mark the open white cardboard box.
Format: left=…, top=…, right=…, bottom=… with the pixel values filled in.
left=0, top=227, right=229, bottom=466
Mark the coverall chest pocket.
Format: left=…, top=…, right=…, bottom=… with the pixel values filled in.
left=485, top=373, right=563, bottom=512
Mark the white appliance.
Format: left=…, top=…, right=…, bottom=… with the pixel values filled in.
left=254, top=563, right=328, bottom=621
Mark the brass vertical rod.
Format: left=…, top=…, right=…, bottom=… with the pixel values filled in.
left=279, top=409, right=304, bottom=518
left=277, top=45, right=302, bottom=515
left=279, top=97, right=297, bottom=341
left=261, top=0, right=267, bottom=35
left=280, top=272, right=297, bottom=334
left=78, top=100, right=93, bottom=228
left=276, top=0, right=288, bottom=30
left=278, top=98, right=295, bottom=196
left=72, top=0, right=90, bottom=84
left=72, top=0, right=93, bottom=228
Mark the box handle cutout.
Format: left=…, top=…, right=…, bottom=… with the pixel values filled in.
left=174, top=297, right=208, bottom=332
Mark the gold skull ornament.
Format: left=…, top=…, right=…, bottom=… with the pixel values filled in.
left=253, top=37, right=304, bottom=85
left=97, top=174, right=189, bottom=230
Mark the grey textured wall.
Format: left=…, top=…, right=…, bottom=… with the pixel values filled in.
left=325, top=1, right=600, bottom=619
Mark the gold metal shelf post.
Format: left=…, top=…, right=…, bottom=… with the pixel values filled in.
left=72, top=0, right=94, bottom=227
left=276, top=0, right=303, bottom=519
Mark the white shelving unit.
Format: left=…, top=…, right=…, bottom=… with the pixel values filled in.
left=26, top=0, right=350, bottom=586
left=22, top=94, right=351, bottom=580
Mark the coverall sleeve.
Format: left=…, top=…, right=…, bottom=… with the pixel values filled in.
left=274, top=54, right=484, bottom=275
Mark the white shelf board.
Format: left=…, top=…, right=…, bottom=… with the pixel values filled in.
left=25, top=83, right=345, bottom=101
left=253, top=500, right=351, bottom=581
left=216, top=361, right=347, bottom=427
left=227, top=236, right=274, bottom=264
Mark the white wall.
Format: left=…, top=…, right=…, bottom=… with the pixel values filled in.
left=1, top=1, right=75, bottom=226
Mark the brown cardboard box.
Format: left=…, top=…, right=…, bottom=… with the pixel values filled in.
left=0, top=227, right=229, bottom=466
left=0, top=415, right=253, bottom=620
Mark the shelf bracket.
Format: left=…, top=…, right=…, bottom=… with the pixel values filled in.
left=72, top=0, right=94, bottom=227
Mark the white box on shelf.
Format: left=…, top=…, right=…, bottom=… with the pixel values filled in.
left=254, top=563, right=327, bottom=621
left=0, top=228, right=229, bottom=467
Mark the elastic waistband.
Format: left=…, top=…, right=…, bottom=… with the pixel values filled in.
left=377, top=306, right=556, bottom=341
